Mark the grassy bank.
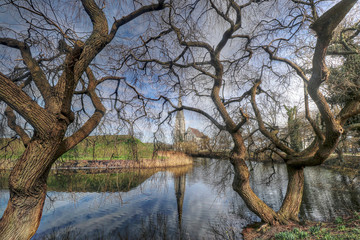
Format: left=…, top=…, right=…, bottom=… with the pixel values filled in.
left=243, top=212, right=360, bottom=240
left=60, top=135, right=154, bottom=161
left=1, top=135, right=195, bottom=170
left=54, top=151, right=193, bottom=169
left=0, top=135, right=154, bottom=161
left=0, top=135, right=159, bottom=169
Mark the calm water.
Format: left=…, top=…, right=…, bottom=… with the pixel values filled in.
left=0, top=158, right=359, bottom=239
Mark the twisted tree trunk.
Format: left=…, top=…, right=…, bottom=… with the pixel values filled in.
left=230, top=132, right=287, bottom=225
left=231, top=152, right=305, bottom=225
left=278, top=165, right=304, bottom=222
left=231, top=157, right=287, bottom=225
left=0, top=135, right=63, bottom=240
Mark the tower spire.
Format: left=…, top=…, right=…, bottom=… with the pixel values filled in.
left=177, top=87, right=182, bottom=107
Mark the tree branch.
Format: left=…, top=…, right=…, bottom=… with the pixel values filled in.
left=232, top=108, right=249, bottom=133
left=109, top=0, right=166, bottom=40
left=304, top=83, right=324, bottom=142
left=0, top=72, right=56, bottom=137
left=56, top=67, right=106, bottom=157
left=250, top=80, right=295, bottom=155
left=310, top=0, right=358, bottom=39
left=56, top=0, right=166, bottom=114
left=4, top=106, right=30, bottom=147
left=0, top=38, right=52, bottom=102
left=263, top=46, right=309, bottom=83
left=337, top=99, right=360, bottom=125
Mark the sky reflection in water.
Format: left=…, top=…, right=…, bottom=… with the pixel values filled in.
left=0, top=158, right=359, bottom=239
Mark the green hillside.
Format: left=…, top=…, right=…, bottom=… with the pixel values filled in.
left=0, top=135, right=154, bottom=162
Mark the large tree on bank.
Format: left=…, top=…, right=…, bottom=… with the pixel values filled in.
left=130, top=0, right=359, bottom=225
left=0, top=1, right=165, bottom=239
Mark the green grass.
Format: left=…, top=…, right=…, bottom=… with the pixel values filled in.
left=335, top=216, right=343, bottom=224
left=0, top=135, right=155, bottom=163
left=273, top=212, right=360, bottom=240
left=309, top=225, right=321, bottom=234
left=59, top=135, right=154, bottom=161
left=274, top=228, right=308, bottom=240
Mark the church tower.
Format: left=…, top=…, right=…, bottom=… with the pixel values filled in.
left=174, top=93, right=185, bottom=144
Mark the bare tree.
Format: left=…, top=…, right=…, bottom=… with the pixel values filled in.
left=253, top=0, right=360, bottom=222
left=127, top=0, right=359, bottom=226
left=0, top=0, right=166, bottom=239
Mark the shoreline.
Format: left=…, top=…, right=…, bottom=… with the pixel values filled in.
left=0, top=151, right=193, bottom=170
left=55, top=151, right=193, bottom=169
left=2, top=151, right=359, bottom=172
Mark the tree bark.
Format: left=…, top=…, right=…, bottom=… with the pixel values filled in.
left=278, top=165, right=304, bottom=222
left=0, top=134, right=64, bottom=239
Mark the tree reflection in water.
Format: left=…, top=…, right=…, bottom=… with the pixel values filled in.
left=172, top=167, right=187, bottom=231
left=38, top=166, right=192, bottom=240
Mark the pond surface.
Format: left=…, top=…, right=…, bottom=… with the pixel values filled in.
left=0, top=158, right=359, bottom=239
